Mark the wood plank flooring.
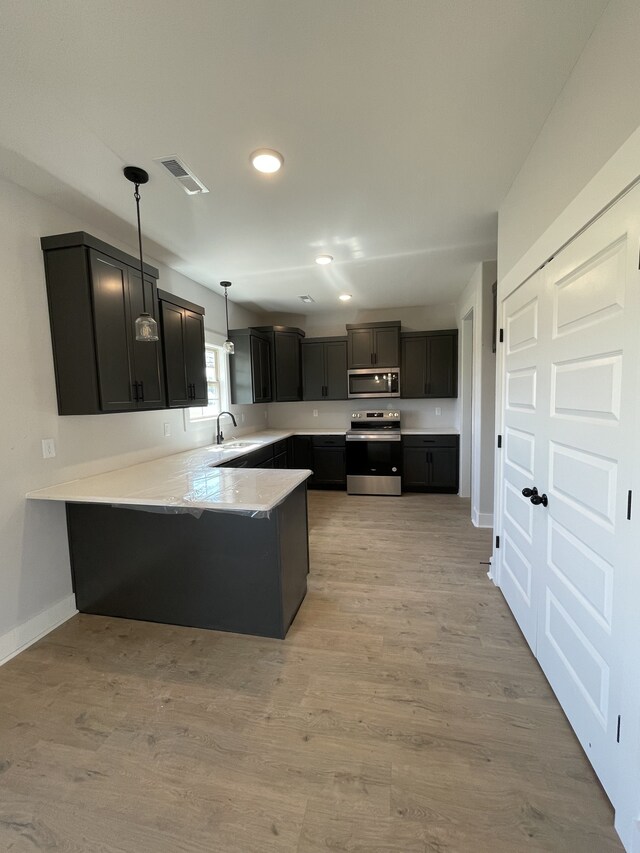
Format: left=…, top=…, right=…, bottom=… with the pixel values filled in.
left=0, top=492, right=622, bottom=851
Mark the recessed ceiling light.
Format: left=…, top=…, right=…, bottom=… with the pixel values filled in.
left=339, top=294, right=352, bottom=302
left=251, top=149, right=283, bottom=174
left=299, top=295, right=315, bottom=304
left=315, top=254, right=333, bottom=265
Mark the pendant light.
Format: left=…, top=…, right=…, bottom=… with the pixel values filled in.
left=220, top=281, right=234, bottom=354
left=124, top=166, right=159, bottom=342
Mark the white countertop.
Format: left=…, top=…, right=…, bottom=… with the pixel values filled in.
left=26, top=426, right=458, bottom=514
left=27, top=434, right=311, bottom=515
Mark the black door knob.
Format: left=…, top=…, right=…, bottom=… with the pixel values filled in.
left=522, top=487, right=538, bottom=498
left=530, top=493, right=549, bottom=508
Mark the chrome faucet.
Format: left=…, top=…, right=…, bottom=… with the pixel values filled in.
left=216, top=411, right=237, bottom=445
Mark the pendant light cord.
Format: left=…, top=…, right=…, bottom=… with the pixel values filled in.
left=225, top=287, right=230, bottom=338
left=134, top=183, right=147, bottom=315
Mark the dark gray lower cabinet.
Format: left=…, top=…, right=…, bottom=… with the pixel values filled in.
left=219, top=440, right=286, bottom=469
left=311, top=436, right=346, bottom=487
left=66, top=484, right=309, bottom=639
left=288, top=435, right=346, bottom=488
left=402, top=435, right=459, bottom=493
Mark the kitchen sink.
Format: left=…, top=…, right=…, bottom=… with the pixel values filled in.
left=217, top=441, right=259, bottom=451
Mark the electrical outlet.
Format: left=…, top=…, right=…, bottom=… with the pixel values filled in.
left=264, top=410, right=268, bottom=420
left=42, top=438, right=56, bottom=459
left=313, top=409, right=318, bottom=417
left=435, top=407, right=442, bottom=416
left=241, top=412, right=245, bottom=423
left=163, top=423, right=171, bottom=437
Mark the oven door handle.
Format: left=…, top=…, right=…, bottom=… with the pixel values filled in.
left=346, top=433, right=402, bottom=442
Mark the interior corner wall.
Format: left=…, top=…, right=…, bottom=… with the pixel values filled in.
left=456, top=260, right=496, bottom=528
left=0, top=173, right=265, bottom=664
left=498, top=0, right=640, bottom=280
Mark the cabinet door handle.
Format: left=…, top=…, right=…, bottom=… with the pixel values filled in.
left=132, top=381, right=139, bottom=402
left=138, top=381, right=144, bottom=402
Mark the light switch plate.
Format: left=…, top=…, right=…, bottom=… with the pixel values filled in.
left=435, top=407, right=442, bottom=416
left=42, top=438, right=56, bottom=459
left=163, top=423, right=171, bottom=437
left=313, top=409, right=318, bottom=417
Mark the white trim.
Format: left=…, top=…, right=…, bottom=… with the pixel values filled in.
left=0, top=594, right=77, bottom=667
left=472, top=511, right=493, bottom=529
left=499, top=125, right=640, bottom=300
left=183, top=330, right=231, bottom=431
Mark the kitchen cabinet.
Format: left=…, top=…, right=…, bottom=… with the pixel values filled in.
left=312, top=436, right=346, bottom=487
left=229, top=329, right=272, bottom=403
left=255, top=326, right=305, bottom=402
left=288, top=435, right=347, bottom=488
left=346, top=321, right=400, bottom=368
left=401, top=330, right=458, bottom=398
left=219, top=440, right=287, bottom=469
left=288, top=436, right=313, bottom=471
left=402, top=435, right=459, bottom=493
left=159, top=290, right=207, bottom=407
left=302, top=337, right=348, bottom=400
left=41, top=231, right=165, bottom=415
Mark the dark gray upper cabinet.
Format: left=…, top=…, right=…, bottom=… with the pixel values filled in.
left=255, top=326, right=304, bottom=402
left=158, top=291, right=207, bottom=408
left=346, top=321, right=400, bottom=368
left=302, top=337, right=348, bottom=401
left=41, top=232, right=165, bottom=415
left=229, top=328, right=272, bottom=404
left=401, top=329, right=458, bottom=398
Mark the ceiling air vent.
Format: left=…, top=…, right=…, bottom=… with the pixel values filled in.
left=299, top=295, right=315, bottom=304
left=154, top=155, right=209, bottom=195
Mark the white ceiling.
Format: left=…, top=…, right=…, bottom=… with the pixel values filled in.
left=0, top=0, right=607, bottom=313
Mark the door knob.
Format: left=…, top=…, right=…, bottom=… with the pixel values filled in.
left=522, top=487, right=538, bottom=498
left=530, top=493, right=549, bottom=508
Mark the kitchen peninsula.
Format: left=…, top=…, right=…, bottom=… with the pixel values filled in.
left=28, top=434, right=312, bottom=640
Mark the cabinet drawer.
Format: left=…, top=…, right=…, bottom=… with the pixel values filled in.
left=312, top=435, right=345, bottom=448
left=402, top=434, right=459, bottom=448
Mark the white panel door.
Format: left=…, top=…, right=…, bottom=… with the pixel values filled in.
left=498, top=270, right=550, bottom=651
left=535, top=190, right=640, bottom=803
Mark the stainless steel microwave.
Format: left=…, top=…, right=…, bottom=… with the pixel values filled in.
left=347, top=368, right=400, bottom=398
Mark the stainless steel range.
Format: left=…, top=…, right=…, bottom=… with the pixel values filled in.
left=346, top=410, right=402, bottom=496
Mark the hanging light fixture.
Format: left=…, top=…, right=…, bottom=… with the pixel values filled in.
left=124, top=166, right=159, bottom=342
left=220, top=281, right=234, bottom=354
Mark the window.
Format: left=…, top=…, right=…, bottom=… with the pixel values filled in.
left=185, top=342, right=229, bottom=425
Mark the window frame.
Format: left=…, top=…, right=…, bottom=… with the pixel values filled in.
left=183, top=331, right=231, bottom=431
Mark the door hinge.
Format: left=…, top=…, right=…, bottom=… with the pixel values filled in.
left=497, top=434, right=502, bottom=448
left=495, top=535, right=500, bottom=549
left=617, top=714, right=621, bottom=743
left=499, top=328, right=504, bottom=343
left=627, top=490, right=632, bottom=521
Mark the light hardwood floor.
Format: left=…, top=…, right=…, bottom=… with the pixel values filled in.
left=0, top=492, right=622, bottom=852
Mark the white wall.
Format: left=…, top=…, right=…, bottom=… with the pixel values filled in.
left=0, top=175, right=265, bottom=662
left=456, top=261, right=496, bottom=527
left=499, top=0, right=640, bottom=278
left=265, top=303, right=460, bottom=431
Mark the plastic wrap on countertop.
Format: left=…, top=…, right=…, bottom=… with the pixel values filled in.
left=26, top=438, right=312, bottom=516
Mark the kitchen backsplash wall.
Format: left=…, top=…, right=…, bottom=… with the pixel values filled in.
left=267, top=399, right=458, bottom=431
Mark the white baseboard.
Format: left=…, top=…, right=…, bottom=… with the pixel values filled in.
left=0, top=594, right=77, bottom=667
left=472, top=509, right=494, bottom=528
